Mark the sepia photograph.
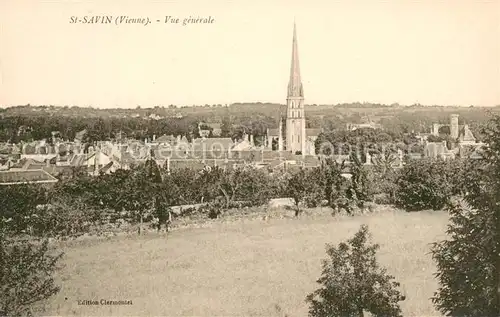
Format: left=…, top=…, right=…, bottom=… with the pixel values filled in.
left=1, top=0, right=500, bottom=316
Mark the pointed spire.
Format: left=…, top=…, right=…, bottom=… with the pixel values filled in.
left=288, top=21, right=303, bottom=98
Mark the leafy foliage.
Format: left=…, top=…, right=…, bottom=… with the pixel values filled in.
left=0, top=185, right=48, bottom=235
left=319, top=158, right=349, bottom=212
left=395, top=158, right=456, bottom=211
left=349, top=153, right=376, bottom=208
left=0, top=234, right=63, bottom=317
left=432, top=199, right=498, bottom=316
left=284, top=168, right=322, bottom=216
left=431, top=115, right=500, bottom=316
left=306, top=225, right=405, bottom=317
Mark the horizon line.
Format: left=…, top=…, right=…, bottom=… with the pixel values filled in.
left=2, top=101, right=499, bottom=110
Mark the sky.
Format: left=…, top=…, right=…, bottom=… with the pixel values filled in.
left=0, top=0, right=499, bottom=108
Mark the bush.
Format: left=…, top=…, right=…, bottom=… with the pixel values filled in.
left=28, top=198, right=103, bottom=239
left=306, top=225, right=405, bottom=317
left=199, top=199, right=225, bottom=219
left=0, top=234, right=63, bottom=316
left=395, top=158, right=455, bottom=211
left=0, top=184, right=47, bottom=235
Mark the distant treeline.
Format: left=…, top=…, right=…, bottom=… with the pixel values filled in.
left=1, top=103, right=498, bottom=143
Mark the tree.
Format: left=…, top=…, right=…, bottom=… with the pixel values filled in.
left=0, top=234, right=63, bottom=316
left=319, top=158, right=350, bottom=214
left=217, top=167, right=248, bottom=207
left=395, top=158, right=455, bottom=211
left=116, top=163, right=158, bottom=235
left=372, top=148, right=399, bottom=203
left=431, top=115, right=500, bottom=316
left=349, top=153, right=375, bottom=209
left=306, top=225, right=405, bottom=317
left=220, top=117, right=232, bottom=137
left=285, top=168, right=319, bottom=217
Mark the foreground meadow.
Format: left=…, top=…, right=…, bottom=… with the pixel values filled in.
left=45, top=207, right=449, bottom=316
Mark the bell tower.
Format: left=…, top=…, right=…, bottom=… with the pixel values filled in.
left=286, top=22, right=306, bottom=155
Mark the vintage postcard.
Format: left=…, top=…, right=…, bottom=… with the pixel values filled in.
left=1, top=0, right=499, bottom=316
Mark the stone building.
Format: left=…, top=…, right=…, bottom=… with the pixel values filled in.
left=266, top=22, right=319, bottom=156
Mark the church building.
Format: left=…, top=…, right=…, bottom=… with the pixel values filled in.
left=267, top=23, right=320, bottom=156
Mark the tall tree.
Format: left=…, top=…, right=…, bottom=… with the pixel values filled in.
left=431, top=115, right=500, bottom=316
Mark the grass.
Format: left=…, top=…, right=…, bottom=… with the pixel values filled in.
left=44, top=206, right=449, bottom=316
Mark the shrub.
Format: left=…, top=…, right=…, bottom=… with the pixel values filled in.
left=28, top=197, right=103, bottom=239
left=395, top=158, right=455, bottom=211
left=306, top=225, right=405, bottom=317
left=0, top=234, right=63, bottom=316
left=0, top=184, right=47, bottom=235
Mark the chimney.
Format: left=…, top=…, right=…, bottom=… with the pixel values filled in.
left=250, top=134, right=254, bottom=146
left=153, top=135, right=156, bottom=141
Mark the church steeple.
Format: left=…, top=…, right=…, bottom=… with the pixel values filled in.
left=288, top=21, right=303, bottom=98
left=285, top=21, right=306, bottom=156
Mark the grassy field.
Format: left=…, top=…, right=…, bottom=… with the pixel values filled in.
left=44, top=207, right=449, bottom=316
